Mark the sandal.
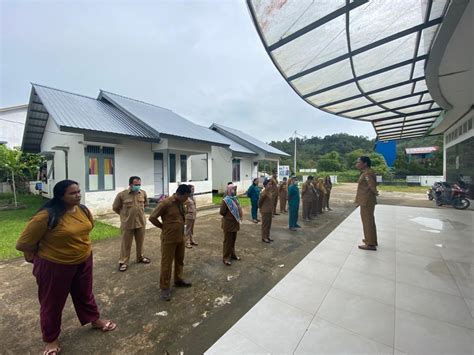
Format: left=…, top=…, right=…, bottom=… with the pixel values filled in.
left=223, top=260, right=232, bottom=266
left=138, top=256, right=151, bottom=264
left=92, top=320, right=117, bottom=332
left=185, top=244, right=193, bottom=249
left=43, top=347, right=61, bottom=355
left=191, top=241, right=198, bottom=246
left=231, top=255, right=241, bottom=261
left=118, top=263, right=128, bottom=272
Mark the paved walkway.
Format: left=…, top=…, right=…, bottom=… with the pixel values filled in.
left=206, top=205, right=474, bottom=354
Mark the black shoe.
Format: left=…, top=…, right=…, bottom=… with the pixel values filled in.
left=160, top=288, right=171, bottom=301
left=231, top=255, right=241, bottom=261
left=174, top=279, right=192, bottom=287
left=262, top=239, right=271, bottom=243
left=268, top=238, right=274, bottom=242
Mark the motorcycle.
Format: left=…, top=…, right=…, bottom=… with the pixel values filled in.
left=427, top=181, right=470, bottom=210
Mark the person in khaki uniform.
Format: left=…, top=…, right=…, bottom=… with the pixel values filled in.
left=310, top=179, right=319, bottom=218
left=316, top=177, right=327, bottom=214
left=259, top=179, right=274, bottom=243
left=184, top=185, right=198, bottom=249
left=323, top=175, right=333, bottom=211
left=113, top=176, right=150, bottom=272
left=278, top=177, right=288, bottom=213
left=220, top=184, right=243, bottom=266
left=149, top=184, right=192, bottom=301
left=355, top=156, right=379, bottom=251
left=301, top=176, right=314, bottom=222
left=270, top=170, right=279, bottom=215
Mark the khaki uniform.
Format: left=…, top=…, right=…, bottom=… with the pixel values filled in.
left=324, top=179, right=332, bottom=209
left=301, top=181, right=313, bottom=220
left=278, top=181, right=288, bottom=213
left=355, top=168, right=378, bottom=246
left=219, top=199, right=242, bottom=262
left=113, top=188, right=148, bottom=265
left=258, top=189, right=273, bottom=240
left=310, top=181, right=319, bottom=217
left=185, top=197, right=197, bottom=245
left=317, top=180, right=326, bottom=214
left=149, top=195, right=186, bottom=290
left=270, top=176, right=279, bottom=214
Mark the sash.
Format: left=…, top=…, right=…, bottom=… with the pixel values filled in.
left=223, top=196, right=241, bottom=222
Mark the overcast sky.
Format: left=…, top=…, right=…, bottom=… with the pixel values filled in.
left=1, top=0, right=376, bottom=142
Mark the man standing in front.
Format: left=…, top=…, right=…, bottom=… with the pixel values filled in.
left=113, top=176, right=151, bottom=272
left=355, top=156, right=378, bottom=251
left=149, top=184, right=193, bottom=301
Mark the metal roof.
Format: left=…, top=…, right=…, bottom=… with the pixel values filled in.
left=99, top=91, right=230, bottom=146
left=210, top=123, right=290, bottom=156
left=22, top=84, right=158, bottom=152
left=210, top=131, right=257, bottom=155
left=247, top=0, right=448, bottom=141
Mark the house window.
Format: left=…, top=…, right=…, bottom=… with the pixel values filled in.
left=180, top=154, right=187, bottom=182
left=169, top=153, right=176, bottom=183
left=85, top=146, right=115, bottom=191
left=232, top=159, right=241, bottom=182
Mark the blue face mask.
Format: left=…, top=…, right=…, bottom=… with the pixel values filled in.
left=131, top=185, right=141, bottom=192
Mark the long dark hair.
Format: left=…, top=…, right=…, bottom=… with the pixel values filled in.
left=38, top=179, right=79, bottom=228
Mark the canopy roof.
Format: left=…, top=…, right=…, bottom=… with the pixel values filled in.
left=247, top=0, right=448, bottom=140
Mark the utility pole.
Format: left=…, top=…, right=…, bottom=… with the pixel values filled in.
left=293, top=130, right=297, bottom=175
left=293, top=131, right=305, bottom=175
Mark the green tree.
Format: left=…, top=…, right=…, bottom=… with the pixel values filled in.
left=0, top=146, right=45, bottom=205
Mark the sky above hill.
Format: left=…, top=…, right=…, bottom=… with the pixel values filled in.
left=1, top=0, right=376, bottom=142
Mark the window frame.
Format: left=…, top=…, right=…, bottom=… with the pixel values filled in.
left=180, top=154, right=187, bottom=182
left=84, top=145, right=116, bottom=192
left=232, top=158, right=241, bottom=182
left=169, top=153, right=176, bottom=183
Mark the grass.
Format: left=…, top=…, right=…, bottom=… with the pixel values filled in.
left=378, top=185, right=429, bottom=193
left=213, top=193, right=251, bottom=208
left=0, top=193, right=120, bottom=261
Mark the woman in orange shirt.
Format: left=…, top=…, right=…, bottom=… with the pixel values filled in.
left=16, top=180, right=116, bottom=355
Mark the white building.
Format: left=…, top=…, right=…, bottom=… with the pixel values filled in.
left=0, top=104, right=28, bottom=148
left=207, top=123, right=289, bottom=194
left=22, top=84, right=231, bottom=213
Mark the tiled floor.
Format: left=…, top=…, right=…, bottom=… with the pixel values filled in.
left=205, top=205, right=474, bottom=354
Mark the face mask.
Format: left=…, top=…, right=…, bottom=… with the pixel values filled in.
left=131, top=185, right=141, bottom=192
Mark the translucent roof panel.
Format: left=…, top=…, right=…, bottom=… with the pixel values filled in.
left=247, top=0, right=447, bottom=140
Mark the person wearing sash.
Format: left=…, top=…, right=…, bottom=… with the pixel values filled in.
left=219, top=184, right=243, bottom=265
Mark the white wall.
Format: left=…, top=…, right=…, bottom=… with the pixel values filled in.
left=211, top=146, right=232, bottom=193
left=40, top=117, right=85, bottom=200
left=0, top=106, right=27, bottom=148
left=190, top=153, right=208, bottom=181
left=85, top=139, right=154, bottom=214
left=210, top=146, right=261, bottom=194
left=39, top=128, right=215, bottom=212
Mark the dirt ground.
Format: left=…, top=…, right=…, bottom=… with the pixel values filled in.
left=0, top=184, right=443, bottom=354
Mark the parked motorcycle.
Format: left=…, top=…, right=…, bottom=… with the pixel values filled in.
left=427, top=181, right=470, bottom=210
